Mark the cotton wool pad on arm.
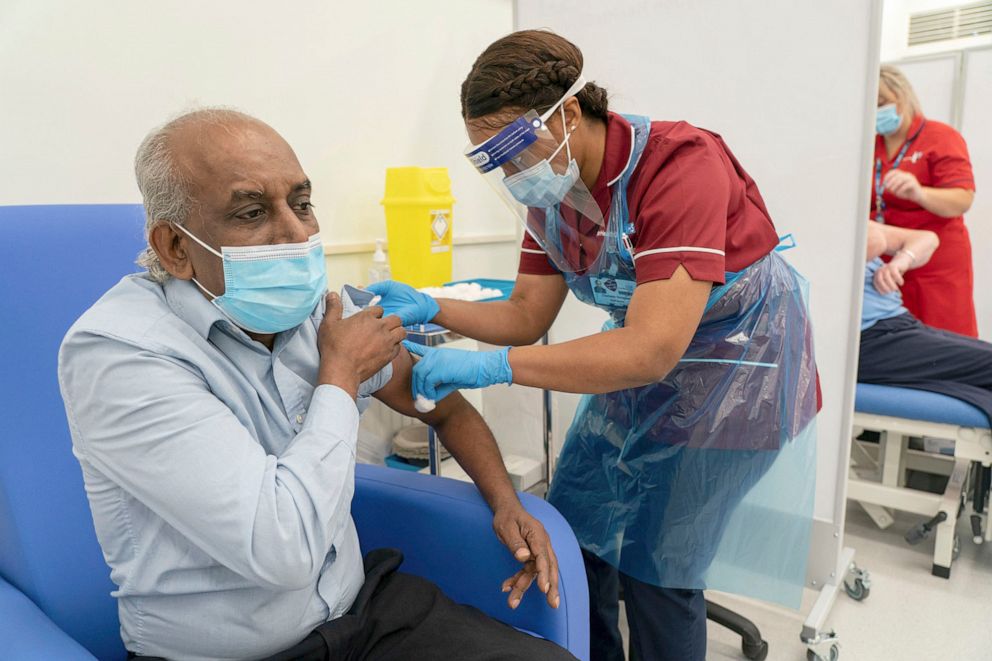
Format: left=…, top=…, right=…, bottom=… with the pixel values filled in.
left=414, top=394, right=436, bottom=413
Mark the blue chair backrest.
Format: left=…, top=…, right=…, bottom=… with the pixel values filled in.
left=0, top=205, right=148, bottom=660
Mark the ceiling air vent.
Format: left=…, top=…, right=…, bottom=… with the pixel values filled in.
left=909, top=2, right=992, bottom=46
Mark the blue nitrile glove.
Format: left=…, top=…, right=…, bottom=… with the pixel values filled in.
left=366, top=280, right=440, bottom=327
left=403, top=341, right=513, bottom=404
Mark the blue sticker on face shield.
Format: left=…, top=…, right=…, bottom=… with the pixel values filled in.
left=467, top=116, right=542, bottom=173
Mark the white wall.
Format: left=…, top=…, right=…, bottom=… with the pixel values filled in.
left=516, top=0, right=881, bottom=586
left=0, top=0, right=520, bottom=290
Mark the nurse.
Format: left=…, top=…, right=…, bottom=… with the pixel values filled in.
left=874, top=65, right=977, bottom=336
left=371, top=30, right=818, bottom=661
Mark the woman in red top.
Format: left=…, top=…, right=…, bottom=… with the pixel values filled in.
left=873, top=65, right=977, bottom=336
left=371, top=30, right=818, bottom=661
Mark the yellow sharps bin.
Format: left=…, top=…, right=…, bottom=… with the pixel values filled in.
left=381, top=167, right=455, bottom=289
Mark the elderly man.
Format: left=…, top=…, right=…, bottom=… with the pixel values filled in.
left=58, top=109, right=574, bottom=661
left=859, top=220, right=992, bottom=425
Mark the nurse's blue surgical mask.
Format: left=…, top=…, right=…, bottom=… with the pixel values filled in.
left=174, top=223, right=327, bottom=334
left=876, top=103, right=902, bottom=136
left=504, top=108, right=579, bottom=208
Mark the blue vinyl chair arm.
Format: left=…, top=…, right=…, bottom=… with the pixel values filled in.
left=352, top=464, right=589, bottom=660
left=0, top=575, right=98, bottom=660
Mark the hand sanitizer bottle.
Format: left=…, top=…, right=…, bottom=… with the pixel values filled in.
left=368, top=239, right=391, bottom=284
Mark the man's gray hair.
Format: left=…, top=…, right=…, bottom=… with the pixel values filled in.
left=134, top=107, right=256, bottom=282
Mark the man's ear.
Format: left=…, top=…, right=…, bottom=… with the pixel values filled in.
left=149, top=222, right=195, bottom=280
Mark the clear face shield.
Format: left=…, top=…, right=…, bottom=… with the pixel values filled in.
left=464, top=75, right=606, bottom=273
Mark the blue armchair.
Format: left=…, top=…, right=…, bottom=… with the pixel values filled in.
left=0, top=204, right=589, bottom=660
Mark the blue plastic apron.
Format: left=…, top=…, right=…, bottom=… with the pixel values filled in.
left=545, top=115, right=818, bottom=608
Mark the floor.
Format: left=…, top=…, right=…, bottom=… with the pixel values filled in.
left=618, top=502, right=992, bottom=660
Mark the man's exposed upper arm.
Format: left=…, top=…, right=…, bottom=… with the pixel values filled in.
left=373, top=348, right=474, bottom=424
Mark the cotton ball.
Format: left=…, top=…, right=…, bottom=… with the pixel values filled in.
left=417, top=282, right=503, bottom=301
left=414, top=394, right=436, bottom=413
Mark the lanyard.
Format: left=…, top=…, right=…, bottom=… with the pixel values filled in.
left=874, top=123, right=924, bottom=223
left=775, top=233, right=796, bottom=252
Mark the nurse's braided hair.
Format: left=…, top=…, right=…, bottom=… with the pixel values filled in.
left=460, top=30, right=609, bottom=122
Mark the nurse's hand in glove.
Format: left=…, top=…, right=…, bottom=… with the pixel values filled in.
left=366, top=280, right=440, bottom=327
left=402, top=341, right=513, bottom=404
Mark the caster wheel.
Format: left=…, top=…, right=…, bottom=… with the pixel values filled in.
left=844, top=578, right=870, bottom=601
left=807, top=644, right=840, bottom=661
left=742, top=638, right=768, bottom=661
left=844, top=563, right=871, bottom=601
left=953, top=534, right=961, bottom=560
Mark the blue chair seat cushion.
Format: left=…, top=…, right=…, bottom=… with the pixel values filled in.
left=855, top=383, right=989, bottom=429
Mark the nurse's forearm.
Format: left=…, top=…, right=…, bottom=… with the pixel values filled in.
left=434, top=299, right=544, bottom=346
left=508, top=326, right=679, bottom=394
left=916, top=187, right=974, bottom=218
left=434, top=276, right=569, bottom=346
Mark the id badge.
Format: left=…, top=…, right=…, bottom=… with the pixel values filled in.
left=590, top=276, right=636, bottom=307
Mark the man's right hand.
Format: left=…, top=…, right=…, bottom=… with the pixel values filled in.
left=873, top=257, right=909, bottom=295
left=317, top=292, right=406, bottom=398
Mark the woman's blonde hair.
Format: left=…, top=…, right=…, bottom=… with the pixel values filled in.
left=879, top=64, right=922, bottom=117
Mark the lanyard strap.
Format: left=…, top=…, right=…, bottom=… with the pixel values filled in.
left=775, top=233, right=797, bottom=252
left=874, top=122, right=924, bottom=222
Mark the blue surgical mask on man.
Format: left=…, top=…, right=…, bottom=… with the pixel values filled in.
left=174, top=223, right=327, bottom=334
left=504, top=106, right=579, bottom=207
left=876, top=103, right=902, bottom=136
